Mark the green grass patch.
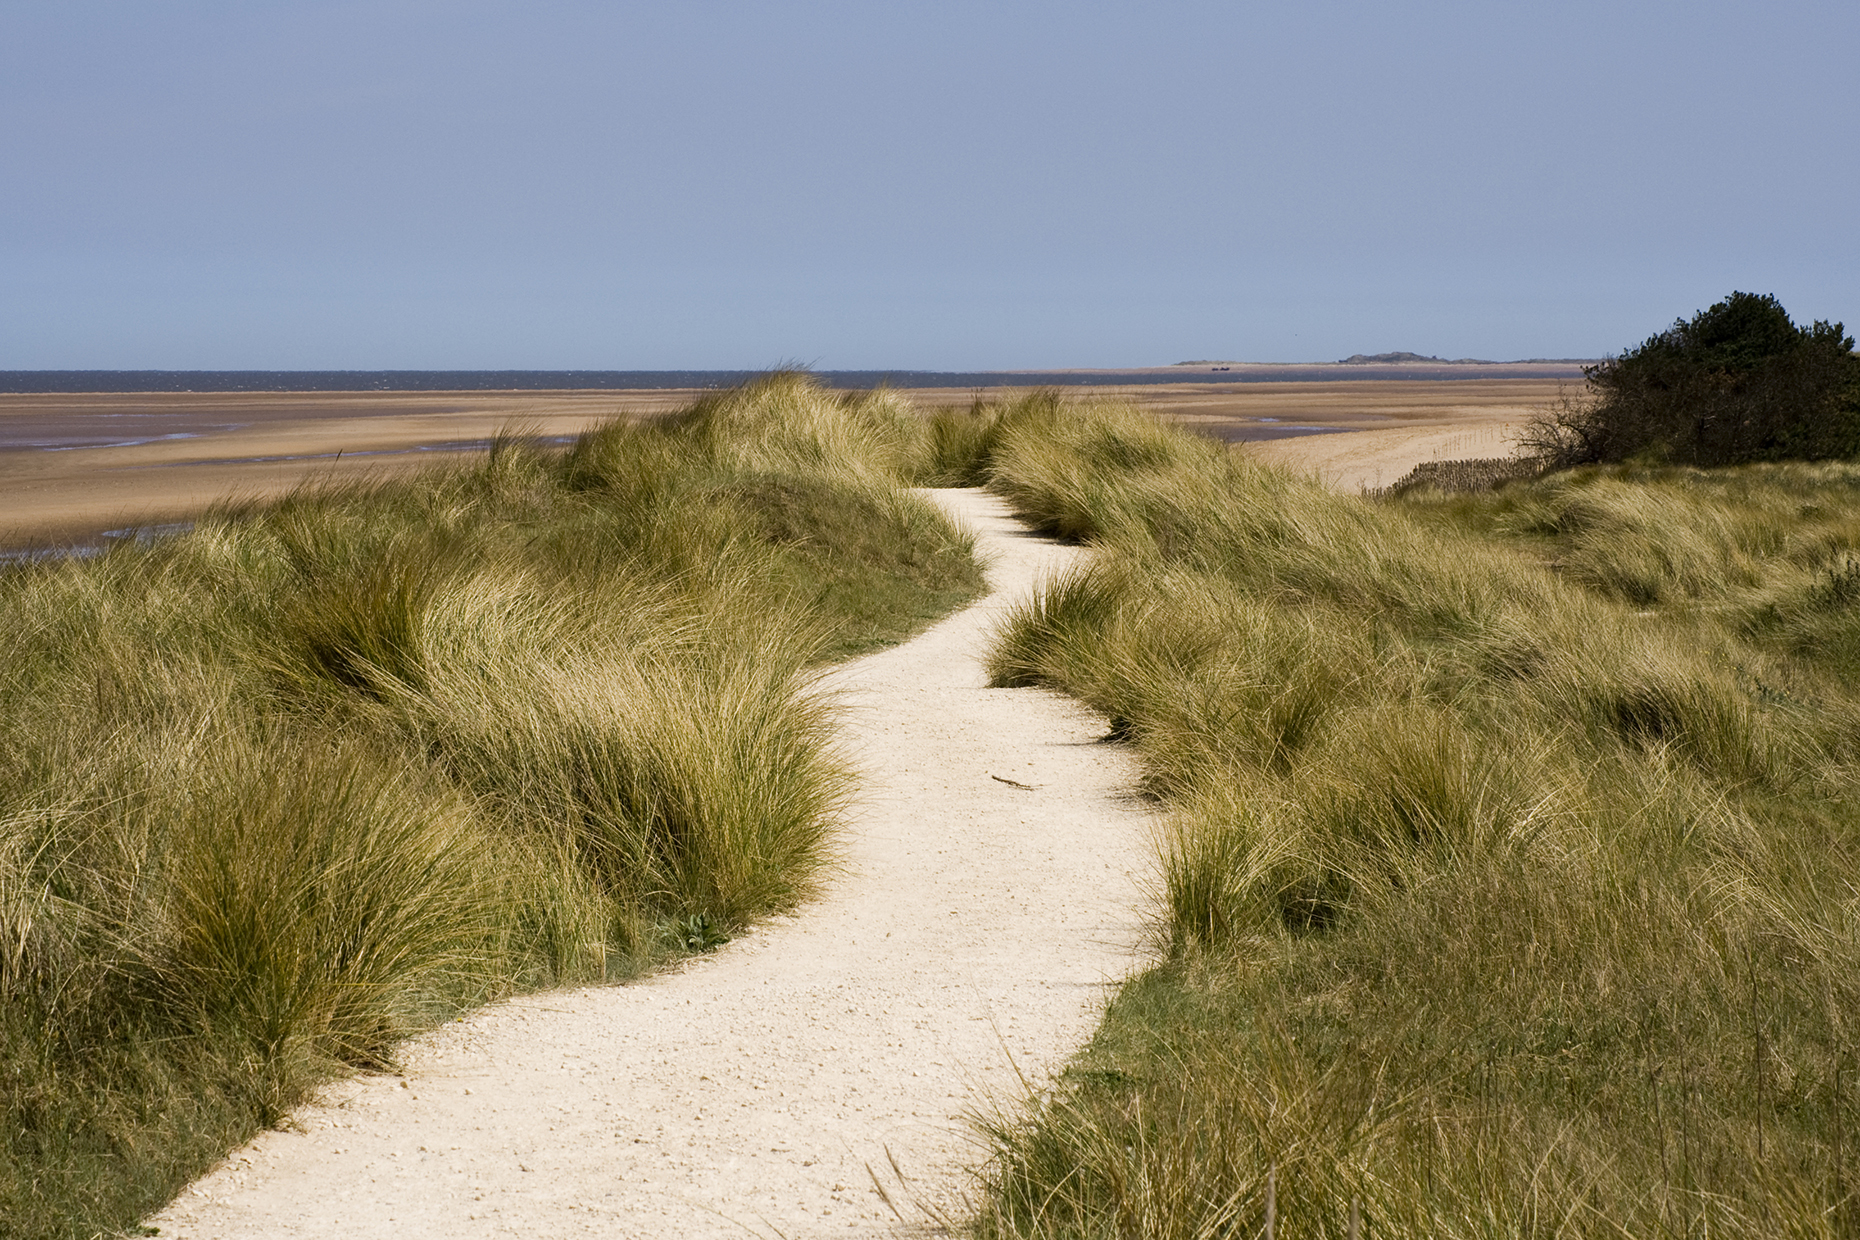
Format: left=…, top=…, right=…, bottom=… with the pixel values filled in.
left=967, top=394, right=1860, bottom=1238
left=0, top=373, right=983, bottom=1240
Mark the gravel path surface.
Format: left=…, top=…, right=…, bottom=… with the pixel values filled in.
left=147, top=488, right=1155, bottom=1240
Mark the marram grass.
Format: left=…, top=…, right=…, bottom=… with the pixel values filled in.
left=964, top=393, right=1860, bottom=1238
left=0, top=373, right=983, bottom=1240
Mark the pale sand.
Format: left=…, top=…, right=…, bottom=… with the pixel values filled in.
left=1243, top=416, right=1529, bottom=494
left=146, top=490, right=1156, bottom=1240
left=0, top=391, right=691, bottom=546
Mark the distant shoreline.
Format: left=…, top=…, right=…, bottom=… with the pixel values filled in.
left=0, top=378, right=1560, bottom=551
left=0, top=362, right=1593, bottom=395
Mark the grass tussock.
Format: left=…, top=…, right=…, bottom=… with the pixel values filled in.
left=0, top=372, right=983, bottom=1240
left=960, top=393, right=1860, bottom=1237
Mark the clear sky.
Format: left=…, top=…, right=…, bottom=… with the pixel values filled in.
left=3, top=1, right=1856, bottom=370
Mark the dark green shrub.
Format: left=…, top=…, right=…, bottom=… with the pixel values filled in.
left=1529, top=291, right=1860, bottom=467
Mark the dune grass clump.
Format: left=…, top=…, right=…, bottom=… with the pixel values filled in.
left=0, top=372, right=983, bottom=1240
left=966, top=393, right=1860, bottom=1238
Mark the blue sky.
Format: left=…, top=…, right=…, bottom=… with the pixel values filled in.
left=3, top=1, right=1856, bottom=369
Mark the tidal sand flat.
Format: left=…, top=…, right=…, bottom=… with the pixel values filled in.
left=0, top=378, right=1564, bottom=550
left=0, top=390, right=696, bottom=548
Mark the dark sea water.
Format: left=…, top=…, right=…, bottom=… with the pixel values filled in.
left=0, top=364, right=1588, bottom=394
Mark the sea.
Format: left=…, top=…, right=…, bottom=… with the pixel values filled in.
left=0, top=363, right=1588, bottom=395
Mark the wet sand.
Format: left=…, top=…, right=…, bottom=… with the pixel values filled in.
left=0, top=379, right=1564, bottom=547
left=0, top=391, right=695, bottom=548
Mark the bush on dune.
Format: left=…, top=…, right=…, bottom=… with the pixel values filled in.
left=0, top=373, right=984, bottom=1240
left=968, top=392, right=1860, bottom=1238
left=1526, top=291, right=1860, bottom=469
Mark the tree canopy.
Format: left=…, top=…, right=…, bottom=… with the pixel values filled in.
left=1529, top=292, right=1860, bottom=467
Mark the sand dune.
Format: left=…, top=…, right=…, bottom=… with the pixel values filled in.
left=147, top=489, right=1154, bottom=1239
left=117, top=389, right=1554, bottom=1234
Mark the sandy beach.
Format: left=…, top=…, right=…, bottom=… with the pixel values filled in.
left=0, top=379, right=1555, bottom=549
left=0, top=390, right=695, bottom=548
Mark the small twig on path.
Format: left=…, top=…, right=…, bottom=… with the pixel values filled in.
left=990, top=774, right=1039, bottom=790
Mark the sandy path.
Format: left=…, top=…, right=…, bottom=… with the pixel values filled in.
left=147, top=489, right=1154, bottom=1240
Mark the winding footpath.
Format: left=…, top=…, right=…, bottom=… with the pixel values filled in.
left=148, top=490, right=1155, bottom=1239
